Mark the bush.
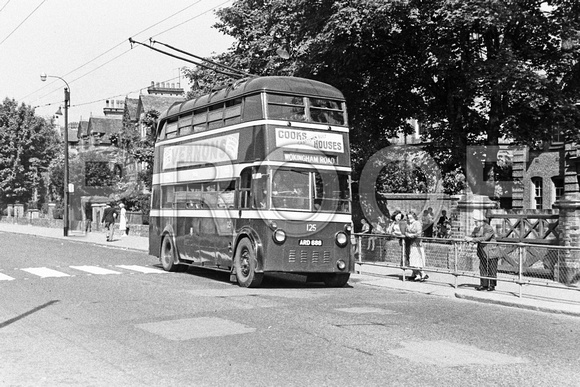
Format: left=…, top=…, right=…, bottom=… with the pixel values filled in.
left=53, top=202, right=64, bottom=219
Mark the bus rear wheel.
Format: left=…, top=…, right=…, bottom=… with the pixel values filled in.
left=234, top=239, right=263, bottom=288
left=323, top=273, right=350, bottom=287
left=160, top=236, right=181, bottom=272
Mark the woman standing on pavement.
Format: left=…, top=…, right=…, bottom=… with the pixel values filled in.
left=118, top=203, right=128, bottom=238
left=405, top=210, right=428, bottom=281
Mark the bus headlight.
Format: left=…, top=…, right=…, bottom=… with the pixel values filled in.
left=344, top=224, right=352, bottom=233
left=273, top=229, right=286, bottom=244
left=335, top=231, right=348, bottom=247
left=337, top=260, right=347, bottom=270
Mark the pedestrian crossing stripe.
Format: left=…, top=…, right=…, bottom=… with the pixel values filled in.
left=0, top=265, right=167, bottom=281
left=70, top=266, right=122, bottom=275
left=115, top=265, right=168, bottom=274
left=21, top=267, right=70, bottom=278
left=0, top=272, right=14, bottom=281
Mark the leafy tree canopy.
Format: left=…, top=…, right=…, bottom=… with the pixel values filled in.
left=0, top=98, right=60, bottom=204
left=183, top=0, right=580, bottom=194
left=110, top=109, right=160, bottom=191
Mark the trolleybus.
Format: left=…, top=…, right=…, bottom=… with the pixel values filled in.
left=149, top=76, right=353, bottom=287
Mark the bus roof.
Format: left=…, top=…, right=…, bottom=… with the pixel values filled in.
left=161, top=76, right=345, bottom=121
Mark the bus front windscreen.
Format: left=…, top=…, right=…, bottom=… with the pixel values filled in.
left=271, top=169, right=350, bottom=213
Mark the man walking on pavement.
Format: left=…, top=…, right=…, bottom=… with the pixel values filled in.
left=101, top=202, right=118, bottom=242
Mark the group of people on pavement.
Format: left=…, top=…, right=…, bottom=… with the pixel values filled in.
left=361, top=209, right=434, bottom=282
left=359, top=207, right=500, bottom=290
left=85, top=201, right=128, bottom=242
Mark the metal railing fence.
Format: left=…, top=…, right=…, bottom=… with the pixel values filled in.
left=354, top=233, right=580, bottom=299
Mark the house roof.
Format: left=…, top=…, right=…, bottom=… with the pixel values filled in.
left=87, top=117, right=123, bottom=145
left=137, top=95, right=184, bottom=118
left=77, top=120, right=89, bottom=138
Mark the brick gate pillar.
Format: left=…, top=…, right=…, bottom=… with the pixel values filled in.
left=553, top=192, right=580, bottom=285
left=454, top=194, right=497, bottom=238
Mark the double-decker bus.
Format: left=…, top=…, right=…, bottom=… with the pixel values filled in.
left=149, top=76, right=353, bottom=287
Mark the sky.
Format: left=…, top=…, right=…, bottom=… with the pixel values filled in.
left=0, top=0, right=235, bottom=123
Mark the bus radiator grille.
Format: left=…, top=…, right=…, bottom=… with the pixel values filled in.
left=287, top=250, right=332, bottom=265
left=312, top=251, right=319, bottom=264
left=288, top=250, right=330, bottom=265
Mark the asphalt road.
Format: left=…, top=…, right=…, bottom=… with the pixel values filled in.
left=1, top=233, right=579, bottom=386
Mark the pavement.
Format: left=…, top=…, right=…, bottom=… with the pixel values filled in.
left=1, top=221, right=580, bottom=317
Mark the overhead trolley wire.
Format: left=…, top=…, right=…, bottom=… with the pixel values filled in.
left=0, top=0, right=47, bottom=48
left=22, top=0, right=209, bottom=102
left=149, top=0, right=231, bottom=39
left=34, top=75, right=182, bottom=111
left=0, top=0, right=12, bottom=16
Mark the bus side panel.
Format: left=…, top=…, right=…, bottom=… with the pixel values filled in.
left=197, top=214, right=237, bottom=268
left=148, top=217, right=162, bottom=257
left=178, top=216, right=201, bottom=263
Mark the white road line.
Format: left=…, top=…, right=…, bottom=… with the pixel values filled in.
left=0, top=272, right=15, bottom=281
left=21, top=267, right=70, bottom=278
left=70, top=266, right=122, bottom=275
left=115, top=265, right=168, bottom=274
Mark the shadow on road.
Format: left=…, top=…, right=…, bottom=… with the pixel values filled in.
left=0, top=300, right=59, bottom=329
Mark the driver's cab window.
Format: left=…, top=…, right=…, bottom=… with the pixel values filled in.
left=238, top=167, right=269, bottom=209
left=252, top=167, right=269, bottom=209
left=272, top=169, right=310, bottom=210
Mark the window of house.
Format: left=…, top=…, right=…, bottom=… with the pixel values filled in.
left=532, top=177, right=543, bottom=209
left=551, top=128, right=564, bottom=144
left=552, top=177, right=564, bottom=203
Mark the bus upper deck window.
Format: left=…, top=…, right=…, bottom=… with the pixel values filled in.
left=267, top=94, right=306, bottom=122
left=309, top=98, right=345, bottom=125
left=242, top=94, right=263, bottom=121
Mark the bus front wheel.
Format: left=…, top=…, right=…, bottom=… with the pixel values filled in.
left=160, top=236, right=181, bottom=272
left=323, top=273, right=350, bottom=287
left=234, top=239, right=263, bottom=288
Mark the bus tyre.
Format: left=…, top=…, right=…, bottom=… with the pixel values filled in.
left=235, top=238, right=263, bottom=288
left=160, top=236, right=181, bottom=272
left=323, top=273, right=350, bottom=287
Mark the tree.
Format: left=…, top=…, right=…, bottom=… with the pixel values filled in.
left=108, top=109, right=159, bottom=220
left=0, top=98, right=60, bottom=206
left=194, top=0, right=580, bottom=196
left=47, top=150, right=121, bottom=200
left=110, top=109, right=159, bottom=192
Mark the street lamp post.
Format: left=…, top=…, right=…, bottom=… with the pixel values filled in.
left=40, top=73, right=70, bottom=237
